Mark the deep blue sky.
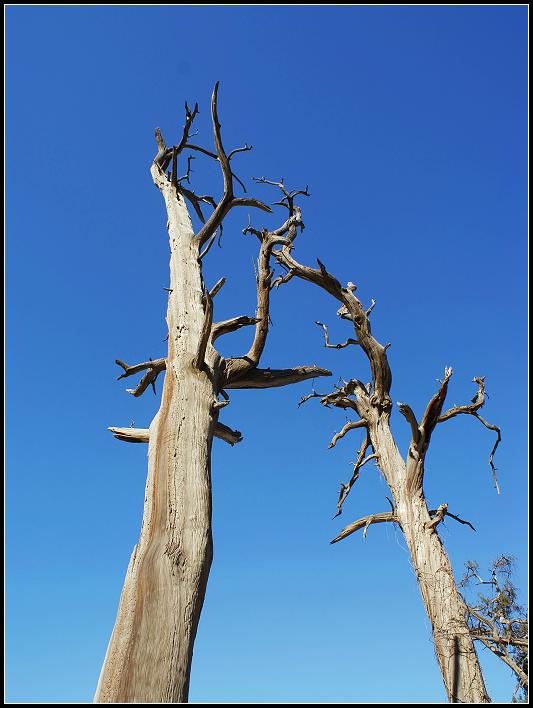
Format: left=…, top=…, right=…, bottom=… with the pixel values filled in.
left=6, top=5, right=527, bottom=703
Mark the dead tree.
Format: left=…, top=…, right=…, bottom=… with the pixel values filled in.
left=248, top=178, right=502, bottom=703
left=94, top=85, right=330, bottom=704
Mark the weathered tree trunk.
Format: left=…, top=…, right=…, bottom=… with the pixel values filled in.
left=97, top=90, right=332, bottom=703
left=267, top=208, right=499, bottom=701
left=366, top=416, right=489, bottom=703
left=95, top=177, right=221, bottom=703
left=399, top=491, right=489, bottom=702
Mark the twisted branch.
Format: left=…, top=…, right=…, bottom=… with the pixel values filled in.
left=194, top=83, right=272, bottom=248
left=316, top=321, right=359, bottom=349
left=437, top=376, right=501, bottom=494
left=268, top=246, right=392, bottom=410
left=333, top=433, right=377, bottom=518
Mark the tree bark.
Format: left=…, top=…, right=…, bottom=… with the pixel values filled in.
left=95, top=171, right=221, bottom=703
left=399, top=493, right=489, bottom=703
left=366, top=415, right=490, bottom=703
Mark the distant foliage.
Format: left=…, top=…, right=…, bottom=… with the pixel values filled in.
left=461, top=556, right=528, bottom=702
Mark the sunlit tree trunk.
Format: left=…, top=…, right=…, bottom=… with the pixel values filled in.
left=95, top=87, right=330, bottom=703
left=95, top=185, right=220, bottom=704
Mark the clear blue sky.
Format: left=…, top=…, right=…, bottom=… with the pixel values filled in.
left=6, top=5, right=527, bottom=703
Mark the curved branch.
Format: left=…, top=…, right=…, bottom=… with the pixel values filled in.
left=211, top=316, right=259, bottom=342
left=328, top=419, right=367, bottom=449
left=222, top=224, right=297, bottom=384
left=316, top=321, right=359, bottom=349
left=272, top=248, right=392, bottom=410
left=331, top=511, right=398, bottom=544
left=333, top=434, right=376, bottom=518
left=419, top=367, right=453, bottom=444
left=195, top=83, right=272, bottom=248
left=437, top=377, right=502, bottom=494
left=397, top=402, right=421, bottom=448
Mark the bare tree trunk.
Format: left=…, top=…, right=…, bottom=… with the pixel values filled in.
left=398, top=492, right=488, bottom=703
left=365, top=417, right=490, bottom=703
left=95, top=184, right=221, bottom=703
left=97, top=87, right=331, bottom=703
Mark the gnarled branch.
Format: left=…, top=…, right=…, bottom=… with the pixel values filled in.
left=437, top=376, right=502, bottom=494
left=333, top=433, right=376, bottom=518
left=211, top=316, right=259, bottom=342
left=115, top=358, right=166, bottom=397
left=195, top=83, right=272, bottom=248
left=426, top=503, right=449, bottom=531
left=270, top=246, right=392, bottom=410
left=426, top=504, right=476, bottom=532
left=331, top=511, right=398, bottom=544
left=224, top=365, right=330, bottom=390
left=222, top=207, right=305, bottom=384
left=316, top=321, right=359, bottom=349
left=213, top=422, right=243, bottom=446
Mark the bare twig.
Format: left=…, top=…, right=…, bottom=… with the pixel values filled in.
left=208, top=277, right=226, bottom=299
left=316, top=321, right=360, bottom=349
left=426, top=504, right=476, bottom=532
left=328, top=419, right=367, bottom=449
left=195, top=83, right=272, bottom=248
left=437, top=376, right=502, bottom=494
left=333, top=434, right=375, bottom=518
